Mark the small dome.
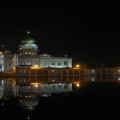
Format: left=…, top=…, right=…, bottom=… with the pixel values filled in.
left=21, top=38, right=36, bottom=44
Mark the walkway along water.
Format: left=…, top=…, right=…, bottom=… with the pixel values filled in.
left=1, top=66, right=120, bottom=76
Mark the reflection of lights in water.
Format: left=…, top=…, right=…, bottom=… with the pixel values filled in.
left=76, top=83, right=80, bottom=87
left=35, top=84, right=38, bottom=88
left=22, top=106, right=35, bottom=111
left=76, top=64, right=80, bottom=68
left=52, top=79, right=55, bottom=82
left=0, top=103, right=4, bottom=107
left=30, top=83, right=40, bottom=88
left=31, top=64, right=39, bottom=69
left=43, top=94, right=47, bottom=97
left=74, top=82, right=80, bottom=88
left=27, top=115, right=30, bottom=120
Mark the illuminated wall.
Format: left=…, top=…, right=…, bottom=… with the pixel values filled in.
left=17, top=38, right=72, bottom=68
left=0, top=37, right=72, bottom=70
left=39, top=57, right=72, bottom=68
left=0, top=53, right=13, bottom=72
left=19, top=44, right=38, bottom=56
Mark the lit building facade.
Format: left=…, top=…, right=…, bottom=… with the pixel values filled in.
left=0, top=48, right=13, bottom=72
left=0, top=37, right=72, bottom=72
left=15, top=38, right=72, bottom=69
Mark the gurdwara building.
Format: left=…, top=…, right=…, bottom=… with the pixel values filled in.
left=0, top=37, right=72, bottom=72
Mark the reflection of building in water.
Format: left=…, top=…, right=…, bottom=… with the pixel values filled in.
left=0, top=80, right=4, bottom=99
left=39, top=83, right=72, bottom=97
left=15, top=82, right=72, bottom=109
left=0, top=80, right=14, bottom=100
left=19, top=93, right=38, bottom=109
left=16, top=83, right=72, bottom=97
left=0, top=77, right=73, bottom=109
left=16, top=84, right=39, bottom=108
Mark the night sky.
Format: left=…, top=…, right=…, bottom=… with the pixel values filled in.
left=0, top=3, right=120, bottom=67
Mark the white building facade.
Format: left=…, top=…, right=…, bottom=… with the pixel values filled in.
left=0, top=37, right=72, bottom=72
left=16, top=38, right=72, bottom=68
left=0, top=50, right=13, bottom=72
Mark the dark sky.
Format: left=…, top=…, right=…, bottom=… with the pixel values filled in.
left=0, top=3, right=120, bottom=67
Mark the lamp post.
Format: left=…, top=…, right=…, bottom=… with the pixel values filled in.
left=76, top=64, right=80, bottom=68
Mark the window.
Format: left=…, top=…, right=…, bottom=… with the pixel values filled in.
left=64, top=61, right=68, bottom=66
left=52, top=63, right=55, bottom=65
left=58, top=63, right=61, bottom=66
left=64, top=84, right=68, bottom=89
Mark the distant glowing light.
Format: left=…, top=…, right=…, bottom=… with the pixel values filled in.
left=35, top=84, right=38, bottom=88
left=27, top=31, right=30, bottom=34
left=43, top=94, right=48, bottom=97
left=58, top=83, right=62, bottom=85
left=76, top=83, right=80, bottom=87
left=27, top=115, right=30, bottom=120
left=52, top=79, right=55, bottom=82
left=34, top=65, right=38, bottom=67
left=74, top=82, right=80, bottom=88
left=31, top=64, right=39, bottom=69
left=76, top=64, right=80, bottom=68
left=31, top=83, right=40, bottom=86
left=73, top=64, right=80, bottom=69
left=31, top=83, right=40, bottom=88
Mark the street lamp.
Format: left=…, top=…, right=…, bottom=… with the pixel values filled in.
left=76, top=64, right=80, bottom=68
left=73, top=64, right=80, bottom=69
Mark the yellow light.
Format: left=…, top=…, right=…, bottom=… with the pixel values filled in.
left=74, top=82, right=80, bottom=88
left=76, top=64, right=80, bottom=68
left=76, top=83, right=80, bottom=87
left=13, top=66, right=16, bottom=71
left=35, top=84, right=38, bottom=88
left=31, top=83, right=40, bottom=85
left=34, top=65, right=38, bottom=67
left=73, top=64, right=80, bottom=69
left=31, top=64, right=39, bottom=69
left=31, top=83, right=40, bottom=88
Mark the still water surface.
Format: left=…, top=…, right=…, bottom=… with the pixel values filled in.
left=0, top=76, right=120, bottom=119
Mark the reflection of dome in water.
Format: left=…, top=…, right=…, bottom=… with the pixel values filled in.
left=20, top=100, right=38, bottom=111
left=21, top=38, right=36, bottom=44
left=19, top=93, right=38, bottom=108
left=20, top=100, right=38, bottom=107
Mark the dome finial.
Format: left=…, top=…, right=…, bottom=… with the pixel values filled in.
left=27, top=31, right=30, bottom=37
